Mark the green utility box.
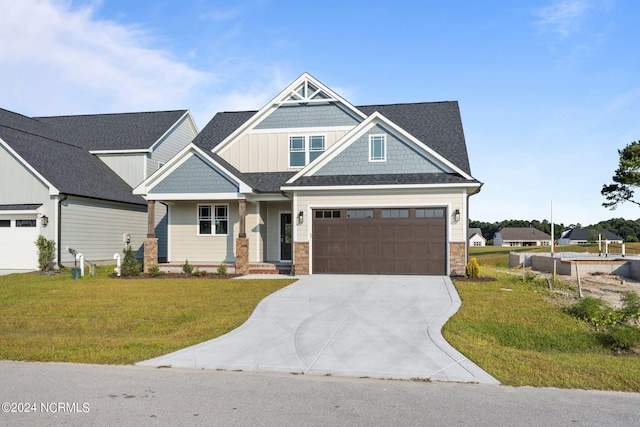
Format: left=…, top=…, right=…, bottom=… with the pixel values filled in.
left=71, top=268, right=81, bottom=279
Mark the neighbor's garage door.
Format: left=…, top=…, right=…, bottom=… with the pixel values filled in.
left=0, top=218, right=39, bottom=270
left=312, top=208, right=446, bottom=275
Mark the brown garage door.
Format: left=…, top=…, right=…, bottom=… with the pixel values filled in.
left=312, top=208, right=446, bottom=275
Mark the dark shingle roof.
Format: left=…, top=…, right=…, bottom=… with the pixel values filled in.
left=194, top=102, right=472, bottom=175
left=562, top=228, right=623, bottom=241
left=497, top=227, right=552, bottom=241
left=286, top=173, right=477, bottom=187
left=36, top=110, right=187, bottom=151
left=0, top=109, right=145, bottom=205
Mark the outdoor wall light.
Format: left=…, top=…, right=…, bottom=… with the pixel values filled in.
left=297, top=211, right=304, bottom=225
left=453, top=209, right=460, bottom=223
left=40, top=215, right=49, bottom=227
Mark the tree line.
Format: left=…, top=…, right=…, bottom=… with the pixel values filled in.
left=469, top=218, right=640, bottom=243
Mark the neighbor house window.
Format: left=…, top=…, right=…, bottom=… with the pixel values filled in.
left=369, top=134, right=386, bottom=162
left=198, top=204, right=228, bottom=235
left=289, top=135, right=325, bottom=167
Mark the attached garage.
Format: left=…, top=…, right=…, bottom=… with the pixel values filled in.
left=312, top=207, right=446, bottom=275
left=0, top=213, right=40, bottom=270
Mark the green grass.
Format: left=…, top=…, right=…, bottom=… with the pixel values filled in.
left=444, top=270, right=640, bottom=392
left=0, top=268, right=295, bottom=364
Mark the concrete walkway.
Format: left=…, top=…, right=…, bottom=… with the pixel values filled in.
left=138, top=275, right=499, bottom=384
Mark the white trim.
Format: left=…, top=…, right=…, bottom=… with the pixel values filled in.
left=288, top=134, right=326, bottom=168
left=167, top=204, right=172, bottom=263
left=148, top=111, right=199, bottom=152
left=255, top=202, right=261, bottom=263
left=243, top=125, right=354, bottom=135
left=278, top=211, right=293, bottom=262
left=368, top=134, right=386, bottom=162
left=0, top=138, right=59, bottom=196
left=196, top=203, right=229, bottom=237
left=281, top=182, right=482, bottom=192
left=211, top=73, right=367, bottom=155
left=89, top=149, right=150, bottom=154
left=146, top=193, right=245, bottom=201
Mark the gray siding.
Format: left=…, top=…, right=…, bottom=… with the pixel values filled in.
left=148, top=115, right=196, bottom=177
left=255, top=103, right=361, bottom=129
left=96, top=153, right=146, bottom=188
left=0, top=143, right=51, bottom=204
left=59, top=196, right=147, bottom=265
left=315, top=124, right=446, bottom=176
left=150, top=155, right=239, bottom=194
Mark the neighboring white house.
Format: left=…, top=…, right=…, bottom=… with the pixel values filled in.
left=558, top=228, right=623, bottom=245
left=493, top=227, right=551, bottom=247
left=469, top=228, right=486, bottom=247
left=0, top=108, right=197, bottom=270
left=134, top=73, right=482, bottom=275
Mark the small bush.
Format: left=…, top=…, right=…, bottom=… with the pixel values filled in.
left=465, top=258, right=480, bottom=278
left=565, top=297, right=621, bottom=328
left=148, top=264, right=165, bottom=277
left=620, top=291, right=640, bottom=320
left=34, top=235, right=56, bottom=272
left=182, top=260, right=194, bottom=275
left=217, top=263, right=228, bottom=275
left=121, top=246, right=141, bottom=277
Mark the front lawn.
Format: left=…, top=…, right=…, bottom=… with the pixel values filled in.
left=0, top=269, right=295, bottom=364
left=444, top=271, right=640, bottom=392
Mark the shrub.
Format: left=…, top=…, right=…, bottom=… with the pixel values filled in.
left=121, top=246, right=141, bottom=276
left=601, top=325, right=640, bottom=352
left=620, top=291, right=640, bottom=320
left=148, top=264, right=165, bottom=277
left=565, top=297, right=621, bottom=328
left=217, top=263, right=228, bottom=275
left=182, top=260, right=194, bottom=275
left=34, top=235, right=55, bottom=272
left=465, top=257, right=480, bottom=278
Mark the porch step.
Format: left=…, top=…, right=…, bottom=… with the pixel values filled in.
left=248, top=263, right=293, bottom=275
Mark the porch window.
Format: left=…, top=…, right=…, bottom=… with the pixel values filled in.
left=198, top=204, right=228, bottom=235
left=289, top=135, right=325, bottom=167
left=369, top=134, right=386, bottom=162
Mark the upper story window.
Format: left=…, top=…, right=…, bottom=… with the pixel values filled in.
left=369, top=134, right=386, bottom=162
left=289, top=135, right=325, bottom=167
left=198, top=204, right=228, bottom=236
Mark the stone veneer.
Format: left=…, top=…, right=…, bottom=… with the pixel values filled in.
left=235, top=237, right=249, bottom=275
left=449, top=242, right=466, bottom=276
left=143, top=238, right=158, bottom=273
left=294, top=242, right=309, bottom=275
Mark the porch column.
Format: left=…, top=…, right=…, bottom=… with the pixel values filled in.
left=144, top=199, right=158, bottom=272
left=235, top=199, right=249, bottom=275
left=147, top=200, right=156, bottom=238
left=238, top=199, right=246, bottom=238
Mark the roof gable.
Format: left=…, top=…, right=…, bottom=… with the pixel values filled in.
left=209, top=73, right=367, bottom=154
left=497, top=227, right=552, bottom=241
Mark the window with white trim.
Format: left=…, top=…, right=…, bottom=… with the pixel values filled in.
left=369, top=134, right=386, bottom=162
left=289, top=135, right=325, bottom=167
left=198, top=204, right=228, bottom=235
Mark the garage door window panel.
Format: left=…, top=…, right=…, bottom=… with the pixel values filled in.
left=16, top=219, right=36, bottom=227
left=0, top=220, right=10, bottom=227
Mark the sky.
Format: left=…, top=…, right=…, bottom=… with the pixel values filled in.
left=2, top=0, right=640, bottom=227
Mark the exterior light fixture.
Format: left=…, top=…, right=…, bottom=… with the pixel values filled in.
left=453, top=209, right=460, bottom=222
left=41, top=215, right=49, bottom=226
left=297, top=211, right=304, bottom=225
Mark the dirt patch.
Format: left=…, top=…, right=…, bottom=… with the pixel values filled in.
left=451, top=276, right=497, bottom=282
left=566, top=273, right=640, bottom=309
left=111, top=273, right=242, bottom=279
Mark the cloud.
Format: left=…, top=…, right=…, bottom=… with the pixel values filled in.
left=0, top=0, right=210, bottom=116
left=537, top=0, right=592, bottom=38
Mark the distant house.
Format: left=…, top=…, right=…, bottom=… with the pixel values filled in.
left=0, top=108, right=197, bottom=270
left=493, top=227, right=551, bottom=247
left=469, top=228, right=486, bottom=247
left=558, top=228, right=623, bottom=245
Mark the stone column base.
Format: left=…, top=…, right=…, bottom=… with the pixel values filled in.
left=294, top=242, right=309, bottom=275
left=235, top=237, right=249, bottom=275
left=143, top=238, right=158, bottom=273
left=449, top=242, right=466, bottom=276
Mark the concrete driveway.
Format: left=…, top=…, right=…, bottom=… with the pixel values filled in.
left=138, top=275, right=498, bottom=384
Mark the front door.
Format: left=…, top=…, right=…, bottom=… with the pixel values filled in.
left=280, top=213, right=292, bottom=261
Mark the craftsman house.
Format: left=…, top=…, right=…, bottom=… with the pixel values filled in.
left=0, top=108, right=197, bottom=270
left=135, top=73, right=482, bottom=275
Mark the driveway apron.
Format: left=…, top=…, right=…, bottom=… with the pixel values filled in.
left=138, top=275, right=499, bottom=384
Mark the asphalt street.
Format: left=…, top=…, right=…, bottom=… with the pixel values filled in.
left=1, top=361, right=638, bottom=426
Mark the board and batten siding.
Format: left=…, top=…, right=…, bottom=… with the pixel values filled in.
left=96, top=153, right=146, bottom=188
left=148, top=115, right=197, bottom=177
left=294, top=189, right=468, bottom=243
left=59, top=196, right=147, bottom=265
left=218, top=129, right=350, bottom=173
left=168, top=201, right=262, bottom=264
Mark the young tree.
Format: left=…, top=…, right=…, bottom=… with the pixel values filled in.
left=602, top=141, right=640, bottom=209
